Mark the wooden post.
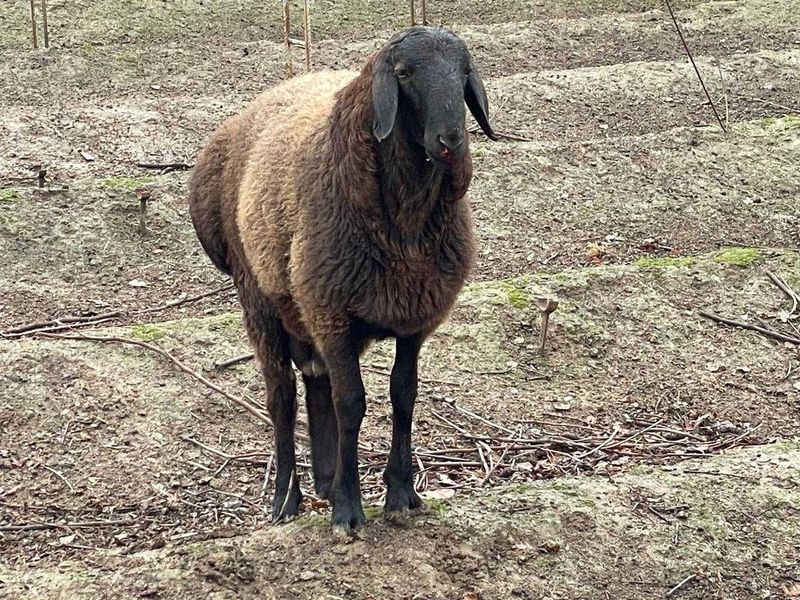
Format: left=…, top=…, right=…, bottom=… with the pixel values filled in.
left=283, top=1, right=293, bottom=77
left=421, top=0, right=427, bottom=25
left=410, top=0, right=415, bottom=25
left=41, top=0, right=49, bottom=48
left=29, top=0, right=38, bottom=49
left=303, top=0, right=311, bottom=72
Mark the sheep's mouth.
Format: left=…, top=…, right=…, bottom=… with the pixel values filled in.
left=425, top=148, right=457, bottom=170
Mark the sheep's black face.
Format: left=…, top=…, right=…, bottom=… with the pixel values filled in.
left=372, top=27, right=498, bottom=170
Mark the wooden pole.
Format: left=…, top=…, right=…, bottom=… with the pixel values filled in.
left=29, top=0, right=38, bottom=49
left=303, top=0, right=311, bottom=72
left=410, top=0, right=415, bottom=25
left=421, top=0, right=427, bottom=25
left=41, top=0, right=49, bottom=48
left=283, top=1, right=293, bottom=77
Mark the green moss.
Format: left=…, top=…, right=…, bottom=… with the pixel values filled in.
left=0, top=188, right=20, bottom=203
left=635, top=256, right=698, bottom=269
left=759, top=115, right=800, bottom=129
left=101, top=176, right=156, bottom=191
left=465, top=276, right=532, bottom=309
left=713, top=247, right=760, bottom=267
left=130, top=324, right=168, bottom=342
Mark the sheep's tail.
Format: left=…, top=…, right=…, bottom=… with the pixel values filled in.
left=188, top=140, right=233, bottom=277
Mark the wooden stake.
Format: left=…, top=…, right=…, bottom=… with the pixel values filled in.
left=29, top=0, right=38, bottom=49
left=41, top=0, right=49, bottom=48
left=303, top=0, right=311, bottom=72
left=283, top=1, right=293, bottom=77
left=421, top=0, right=427, bottom=25
left=410, top=0, right=415, bottom=25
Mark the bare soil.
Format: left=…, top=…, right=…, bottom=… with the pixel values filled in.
left=1, top=0, right=799, bottom=598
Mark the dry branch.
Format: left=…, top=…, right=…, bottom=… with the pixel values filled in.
left=0, top=519, right=135, bottom=532
left=2, top=284, right=234, bottom=338
left=33, top=332, right=314, bottom=440
left=699, top=311, right=800, bottom=345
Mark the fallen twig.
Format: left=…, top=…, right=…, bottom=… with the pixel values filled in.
left=699, top=311, right=800, bottom=345
left=34, top=332, right=311, bottom=440
left=0, top=519, right=135, bottom=532
left=666, top=573, right=697, bottom=597
left=2, top=284, right=234, bottom=338
left=136, top=161, right=193, bottom=173
left=468, top=126, right=535, bottom=142
left=767, top=271, right=799, bottom=314
left=214, top=353, right=255, bottom=371
left=38, top=464, right=75, bottom=494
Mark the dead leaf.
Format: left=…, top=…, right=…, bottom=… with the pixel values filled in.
left=421, top=488, right=455, bottom=501
left=462, top=593, right=481, bottom=600
left=79, top=150, right=96, bottom=161
left=783, top=582, right=800, bottom=597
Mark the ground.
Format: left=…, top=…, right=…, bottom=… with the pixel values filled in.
left=1, top=0, right=799, bottom=598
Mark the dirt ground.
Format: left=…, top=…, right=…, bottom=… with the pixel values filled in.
left=1, top=0, right=799, bottom=598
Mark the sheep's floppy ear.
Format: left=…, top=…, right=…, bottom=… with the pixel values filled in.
left=372, top=59, right=398, bottom=142
left=465, top=66, right=499, bottom=141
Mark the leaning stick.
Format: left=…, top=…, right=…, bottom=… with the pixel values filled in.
left=41, top=0, right=49, bottom=48
left=283, top=0, right=293, bottom=77
left=664, top=0, right=726, bottom=132
left=29, top=0, right=38, bottom=49
left=303, top=0, right=311, bottom=72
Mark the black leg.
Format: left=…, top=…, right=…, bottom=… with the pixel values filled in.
left=303, top=373, right=337, bottom=499
left=238, top=285, right=301, bottom=521
left=384, top=334, right=426, bottom=517
left=319, top=332, right=367, bottom=534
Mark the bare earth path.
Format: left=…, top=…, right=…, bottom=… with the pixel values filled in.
left=1, top=0, right=798, bottom=598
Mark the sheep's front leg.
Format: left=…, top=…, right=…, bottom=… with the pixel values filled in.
left=384, top=334, right=425, bottom=517
left=321, top=333, right=367, bottom=534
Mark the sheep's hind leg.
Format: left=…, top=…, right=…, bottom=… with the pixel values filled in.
left=384, top=334, right=426, bottom=519
left=319, top=332, right=367, bottom=534
left=289, top=336, right=337, bottom=500
left=239, top=287, right=301, bottom=521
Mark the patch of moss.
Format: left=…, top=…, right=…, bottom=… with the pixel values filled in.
left=759, top=115, right=800, bottom=130
left=130, top=324, right=168, bottom=342
left=0, top=188, right=20, bottom=203
left=635, top=256, right=698, bottom=269
left=465, top=276, right=532, bottom=309
left=713, top=247, right=760, bottom=267
left=101, top=176, right=156, bottom=191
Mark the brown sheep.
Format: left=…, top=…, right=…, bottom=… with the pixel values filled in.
left=188, top=26, right=496, bottom=534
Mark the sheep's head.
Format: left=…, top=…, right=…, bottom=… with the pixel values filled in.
left=372, top=27, right=498, bottom=170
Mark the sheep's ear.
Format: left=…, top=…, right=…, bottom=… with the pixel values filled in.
left=372, top=61, right=398, bottom=142
left=465, top=66, right=499, bottom=141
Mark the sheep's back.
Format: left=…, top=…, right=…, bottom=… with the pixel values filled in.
left=236, top=70, right=358, bottom=297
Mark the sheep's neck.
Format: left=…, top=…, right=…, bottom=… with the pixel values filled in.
left=376, top=131, right=470, bottom=243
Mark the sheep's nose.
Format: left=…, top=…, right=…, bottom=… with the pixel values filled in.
left=438, top=132, right=464, bottom=152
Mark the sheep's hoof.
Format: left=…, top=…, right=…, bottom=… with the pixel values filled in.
left=314, top=478, right=333, bottom=500
left=384, top=486, right=427, bottom=523
left=331, top=500, right=366, bottom=535
left=271, top=486, right=302, bottom=522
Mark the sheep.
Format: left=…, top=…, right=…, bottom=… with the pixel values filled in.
left=188, top=26, right=497, bottom=534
